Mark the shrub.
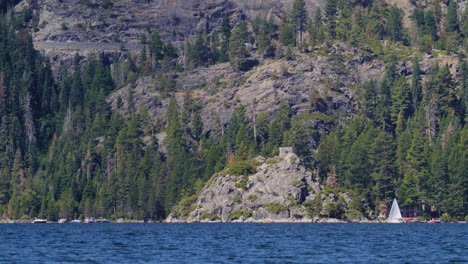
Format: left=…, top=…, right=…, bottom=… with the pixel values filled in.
left=345, top=209, right=362, bottom=221
left=291, top=179, right=301, bottom=187
left=20, top=215, right=30, bottom=220
left=263, top=202, right=288, bottom=214
left=233, top=195, right=242, bottom=204
left=200, top=211, right=221, bottom=221
left=234, top=182, right=246, bottom=189
left=172, top=195, right=198, bottom=218
left=441, top=213, right=451, bottom=222
left=227, top=210, right=253, bottom=221
left=248, top=195, right=257, bottom=201
left=234, top=176, right=248, bottom=189
left=61, top=23, right=68, bottom=30
left=419, top=35, right=433, bottom=53
left=224, top=160, right=259, bottom=176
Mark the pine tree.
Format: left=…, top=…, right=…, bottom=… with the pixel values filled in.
left=324, top=0, right=338, bottom=39
left=411, top=9, right=425, bottom=32
left=309, top=9, right=324, bottom=47
left=367, top=0, right=387, bottom=40
left=342, top=128, right=374, bottom=196
left=165, top=97, right=189, bottom=210
left=349, top=8, right=365, bottom=47
left=279, top=24, right=295, bottom=46
left=370, top=130, right=396, bottom=203
left=359, top=80, right=378, bottom=120
left=433, top=65, right=456, bottom=118
left=387, top=5, right=404, bottom=41
left=445, top=1, right=459, bottom=33
left=390, top=76, right=411, bottom=131
left=411, top=61, right=422, bottom=113
left=150, top=31, right=164, bottom=60
left=228, top=25, right=248, bottom=70
left=444, top=126, right=467, bottom=217
left=462, top=5, right=468, bottom=38
left=0, top=167, right=10, bottom=206
left=336, top=1, right=352, bottom=42
left=400, top=120, right=427, bottom=206
left=257, top=19, right=275, bottom=56
left=69, top=54, right=83, bottom=109
left=424, top=10, right=438, bottom=40
left=290, top=0, right=308, bottom=47
left=221, top=16, right=231, bottom=42
left=190, top=33, right=210, bottom=67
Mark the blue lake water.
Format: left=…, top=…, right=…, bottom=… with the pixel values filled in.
left=0, top=223, right=466, bottom=263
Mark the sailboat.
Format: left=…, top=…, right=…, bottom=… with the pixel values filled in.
left=387, top=198, right=404, bottom=223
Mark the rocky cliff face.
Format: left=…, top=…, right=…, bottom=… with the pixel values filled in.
left=21, top=0, right=465, bottom=44
left=108, top=44, right=383, bottom=136
left=107, top=43, right=460, bottom=146
left=20, top=0, right=326, bottom=43
left=167, top=148, right=372, bottom=222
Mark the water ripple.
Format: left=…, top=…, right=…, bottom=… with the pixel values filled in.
left=0, top=223, right=466, bottom=263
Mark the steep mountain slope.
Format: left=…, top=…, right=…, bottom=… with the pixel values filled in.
left=0, top=0, right=466, bottom=222
left=18, top=0, right=328, bottom=43
left=107, top=44, right=461, bottom=142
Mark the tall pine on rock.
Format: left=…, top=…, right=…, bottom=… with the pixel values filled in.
left=290, top=0, right=308, bottom=47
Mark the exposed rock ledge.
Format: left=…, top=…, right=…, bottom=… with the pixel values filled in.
left=167, top=148, right=373, bottom=223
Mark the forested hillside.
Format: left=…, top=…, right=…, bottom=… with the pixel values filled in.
left=0, top=0, right=466, bottom=221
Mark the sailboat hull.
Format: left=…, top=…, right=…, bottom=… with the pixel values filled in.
left=387, top=218, right=404, bottom=223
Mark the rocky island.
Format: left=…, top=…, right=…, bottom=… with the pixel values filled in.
left=167, top=148, right=372, bottom=223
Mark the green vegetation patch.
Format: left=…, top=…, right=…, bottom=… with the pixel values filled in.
left=223, top=160, right=260, bottom=176
left=200, top=211, right=221, bottom=221
left=248, top=194, right=257, bottom=202
left=232, top=195, right=242, bottom=204
left=234, top=175, right=249, bottom=190
left=291, top=179, right=301, bottom=187
left=265, top=158, right=279, bottom=165
left=227, top=210, right=253, bottom=221
left=171, top=195, right=198, bottom=218
left=263, top=202, right=288, bottom=214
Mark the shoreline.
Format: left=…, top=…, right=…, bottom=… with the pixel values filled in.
left=1, top=218, right=466, bottom=224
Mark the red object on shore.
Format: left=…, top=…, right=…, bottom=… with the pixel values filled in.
left=429, top=218, right=441, bottom=223
left=319, top=221, right=327, bottom=223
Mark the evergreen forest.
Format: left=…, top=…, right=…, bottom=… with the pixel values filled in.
left=0, top=0, right=466, bottom=221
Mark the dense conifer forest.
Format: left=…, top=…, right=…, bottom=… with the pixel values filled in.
left=0, top=0, right=466, bottom=221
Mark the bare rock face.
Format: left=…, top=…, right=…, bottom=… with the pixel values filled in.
left=21, top=0, right=329, bottom=44
left=107, top=44, right=386, bottom=139
left=167, top=148, right=371, bottom=222
left=29, top=0, right=235, bottom=43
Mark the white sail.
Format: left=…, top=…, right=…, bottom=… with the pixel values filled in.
left=387, top=198, right=404, bottom=223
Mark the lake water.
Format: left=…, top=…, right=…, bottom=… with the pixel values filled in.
left=0, top=223, right=466, bottom=263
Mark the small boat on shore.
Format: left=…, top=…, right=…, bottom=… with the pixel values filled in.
left=95, top=217, right=110, bottom=223
left=71, top=219, right=82, bottom=223
left=58, top=219, right=67, bottom=223
left=32, top=218, right=47, bottom=224
left=429, top=218, right=441, bottom=223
